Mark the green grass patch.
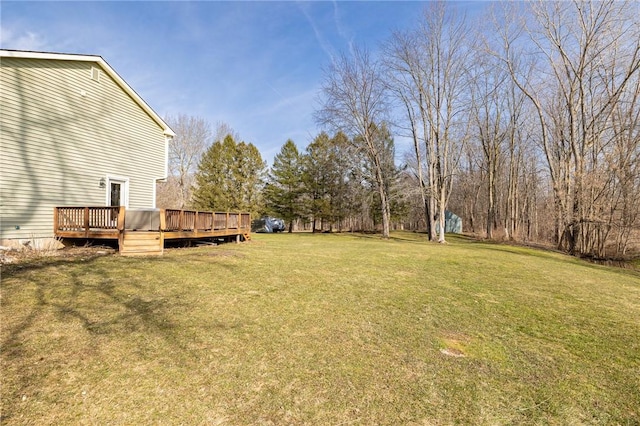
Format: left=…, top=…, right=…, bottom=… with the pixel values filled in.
left=2, top=232, right=639, bottom=424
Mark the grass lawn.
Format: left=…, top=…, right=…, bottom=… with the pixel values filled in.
left=1, top=232, right=639, bottom=425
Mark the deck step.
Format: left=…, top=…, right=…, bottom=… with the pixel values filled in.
left=243, top=233, right=251, bottom=241
left=120, top=231, right=163, bottom=256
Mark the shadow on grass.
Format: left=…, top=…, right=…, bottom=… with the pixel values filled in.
left=0, top=253, right=201, bottom=423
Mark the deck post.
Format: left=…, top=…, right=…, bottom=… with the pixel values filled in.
left=117, top=206, right=126, bottom=252
left=179, top=210, right=184, bottom=232
left=159, top=209, right=167, bottom=232
left=226, top=212, right=230, bottom=231
left=84, top=207, right=90, bottom=238
left=53, top=207, right=59, bottom=234
left=194, top=211, right=199, bottom=237
left=117, top=206, right=126, bottom=231
left=159, top=209, right=167, bottom=253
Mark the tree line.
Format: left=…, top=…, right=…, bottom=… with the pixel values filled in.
left=157, top=118, right=407, bottom=234
left=158, top=0, right=639, bottom=258
left=318, top=0, right=640, bottom=256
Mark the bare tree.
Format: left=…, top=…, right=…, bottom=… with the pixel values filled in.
left=316, top=46, right=393, bottom=238
left=385, top=3, right=472, bottom=243
left=157, top=114, right=212, bottom=208
left=383, top=29, right=437, bottom=240
left=498, top=0, right=640, bottom=256
left=212, top=120, right=240, bottom=145
left=468, top=53, right=509, bottom=239
left=470, top=9, right=533, bottom=241
left=381, top=0, right=639, bottom=255
left=606, top=61, right=640, bottom=255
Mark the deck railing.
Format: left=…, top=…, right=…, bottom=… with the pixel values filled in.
left=54, top=206, right=124, bottom=238
left=54, top=207, right=251, bottom=238
left=163, top=210, right=250, bottom=232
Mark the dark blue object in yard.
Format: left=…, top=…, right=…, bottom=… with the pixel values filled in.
left=252, top=217, right=285, bottom=233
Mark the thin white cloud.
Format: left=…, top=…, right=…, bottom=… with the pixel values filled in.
left=257, top=87, right=318, bottom=118
left=0, top=27, right=47, bottom=51
left=332, top=0, right=354, bottom=54
left=266, top=82, right=286, bottom=100
left=298, top=2, right=337, bottom=62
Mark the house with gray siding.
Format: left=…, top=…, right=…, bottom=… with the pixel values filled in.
left=0, top=50, right=175, bottom=248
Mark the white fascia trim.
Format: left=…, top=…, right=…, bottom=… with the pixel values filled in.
left=0, top=49, right=176, bottom=138
left=0, top=49, right=101, bottom=62
left=163, top=135, right=171, bottom=180
left=152, top=178, right=159, bottom=209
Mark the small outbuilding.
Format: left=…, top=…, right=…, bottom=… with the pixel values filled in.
left=435, top=210, right=463, bottom=235
left=444, top=211, right=462, bottom=234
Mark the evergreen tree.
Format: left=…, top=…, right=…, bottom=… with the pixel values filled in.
left=302, top=132, right=356, bottom=232
left=192, top=134, right=266, bottom=217
left=192, top=136, right=234, bottom=211
left=302, top=132, right=333, bottom=231
left=326, top=132, right=356, bottom=231
left=264, top=139, right=304, bottom=232
left=234, top=141, right=267, bottom=216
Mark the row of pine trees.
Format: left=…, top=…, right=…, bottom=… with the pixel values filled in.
left=184, top=127, right=406, bottom=233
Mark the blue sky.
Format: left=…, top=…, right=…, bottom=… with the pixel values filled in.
left=1, top=1, right=486, bottom=164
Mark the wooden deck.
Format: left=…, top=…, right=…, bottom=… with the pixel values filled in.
left=54, top=207, right=251, bottom=255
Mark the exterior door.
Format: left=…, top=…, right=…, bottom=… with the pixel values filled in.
left=110, top=181, right=122, bottom=206
left=106, top=176, right=129, bottom=207
left=106, top=176, right=129, bottom=223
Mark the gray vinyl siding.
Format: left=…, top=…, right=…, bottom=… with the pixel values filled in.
left=0, top=57, right=167, bottom=240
